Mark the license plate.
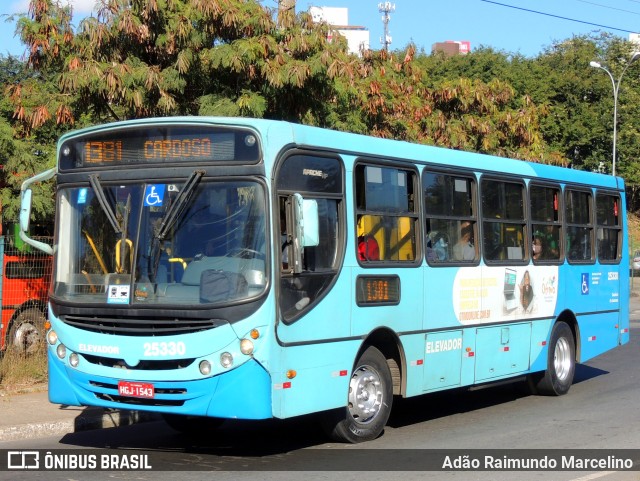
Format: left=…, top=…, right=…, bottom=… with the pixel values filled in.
left=118, top=380, right=155, bottom=399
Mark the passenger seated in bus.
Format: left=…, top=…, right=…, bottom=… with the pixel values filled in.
left=452, top=221, right=474, bottom=261
left=426, top=238, right=436, bottom=262
left=532, top=235, right=544, bottom=261
left=431, top=232, right=448, bottom=261
left=358, top=235, right=380, bottom=261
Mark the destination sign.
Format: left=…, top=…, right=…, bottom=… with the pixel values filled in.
left=59, top=124, right=260, bottom=170
left=355, top=275, right=400, bottom=306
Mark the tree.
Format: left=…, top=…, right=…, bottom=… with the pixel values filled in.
left=6, top=0, right=583, bottom=203
left=329, top=45, right=554, bottom=162
left=5, top=0, right=354, bottom=225
left=0, top=55, right=55, bottom=223
left=10, top=0, right=350, bottom=126
left=583, top=35, right=640, bottom=180
left=524, top=35, right=616, bottom=171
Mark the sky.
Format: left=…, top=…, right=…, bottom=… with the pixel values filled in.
left=1, top=0, right=639, bottom=58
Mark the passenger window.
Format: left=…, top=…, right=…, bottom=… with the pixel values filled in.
left=565, top=189, right=594, bottom=263
left=596, top=192, right=621, bottom=263
left=424, top=171, right=477, bottom=264
left=530, top=184, right=562, bottom=263
left=481, top=179, right=526, bottom=263
left=355, top=164, right=418, bottom=263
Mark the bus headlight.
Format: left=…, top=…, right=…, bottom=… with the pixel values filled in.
left=240, top=339, right=254, bottom=355
left=69, top=352, right=79, bottom=368
left=47, top=330, right=58, bottom=345
left=199, top=360, right=212, bottom=376
left=56, top=344, right=66, bottom=359
left=220, top=352, right=233, bottom=368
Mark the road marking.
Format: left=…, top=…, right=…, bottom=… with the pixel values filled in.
left=571, top=472, right=616, bottom=481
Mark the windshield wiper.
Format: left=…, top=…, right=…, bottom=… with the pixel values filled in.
left=154, top=169, right=205, bottom=241
left=90, top=174, right=133, bottom=273
left=148, top=170, right=205, bottom=281
left=89, top=174, right=122, bottom=234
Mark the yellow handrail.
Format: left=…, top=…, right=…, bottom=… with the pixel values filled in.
left=168, top=257, right=188, bottom=270
left=115, top=239, right=134, bottom=273
left=83, top=230, right=108, bottom=274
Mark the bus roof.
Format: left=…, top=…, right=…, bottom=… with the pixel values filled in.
left=57, top=116, right=622, bottom=191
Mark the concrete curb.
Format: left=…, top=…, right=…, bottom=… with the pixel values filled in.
left=0, top=408, right=161, bottom=442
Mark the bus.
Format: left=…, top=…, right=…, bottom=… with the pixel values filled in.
left=19, top=117, right=628, bottom=443
left=0, top=232, right=52, bottom=354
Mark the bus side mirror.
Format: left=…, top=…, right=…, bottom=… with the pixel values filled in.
left=19, top=167, right=55, bottom=255
left=290, top=194, right=319, bottom=274
left=294, top=194, right=319, bottom=248
left=20, top=189, right=33, bottom=233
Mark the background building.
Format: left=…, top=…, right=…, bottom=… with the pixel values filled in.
left=432, top=40, right=472, bottom=56
left=630, top=33, right=640, bottom=53
left=310, top=6, right=370, bottom=55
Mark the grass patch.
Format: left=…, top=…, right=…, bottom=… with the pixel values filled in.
left=0, top=345, right=47, bottom=393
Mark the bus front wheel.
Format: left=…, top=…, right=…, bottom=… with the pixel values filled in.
left=322, top=346, right=393, bottom=443
left=8, top=308, right=46, bottom=355
left=529, top=321, right=575, bottom=396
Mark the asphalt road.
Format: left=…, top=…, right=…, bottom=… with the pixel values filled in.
left=2, top=320, right=639, bottom=481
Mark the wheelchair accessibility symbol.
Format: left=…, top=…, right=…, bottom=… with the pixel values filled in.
left=581, top=273, right=589, bottom=295
left=144, top=184, right=166, bottom=207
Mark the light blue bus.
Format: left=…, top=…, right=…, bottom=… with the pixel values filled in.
left=20, top=117, right=629, bottom=443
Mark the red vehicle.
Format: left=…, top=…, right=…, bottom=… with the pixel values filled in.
left=1, top=236, right=52, bottom=353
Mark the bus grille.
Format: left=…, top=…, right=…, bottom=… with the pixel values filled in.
left=60, top=315, right=226, bottom=336
left=83, top=354, right=195, bottom=370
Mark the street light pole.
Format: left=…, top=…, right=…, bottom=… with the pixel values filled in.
left=590, top=52, right=640, bottom=177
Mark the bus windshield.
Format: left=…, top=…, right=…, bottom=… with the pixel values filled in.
left=54, top=179, right=267, bottom=306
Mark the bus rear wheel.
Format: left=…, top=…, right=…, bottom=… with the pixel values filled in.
left=8, top=308, right=46, bottom=355
left=529, top=321, right=575, bottom=396
left=322, top=346, right=393, bottom=443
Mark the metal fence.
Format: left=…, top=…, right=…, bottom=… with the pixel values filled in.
left=1, top=235, right=53, bottom=352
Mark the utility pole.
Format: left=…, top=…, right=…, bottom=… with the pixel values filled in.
left=378, top=2, right=395, bottom=51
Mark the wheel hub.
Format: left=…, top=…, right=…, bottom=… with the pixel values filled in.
left=13, top=322, right=41, bottom=354
left=348, top=365, right=383, bottom=424
left=554, top=337, right=572, bottom=382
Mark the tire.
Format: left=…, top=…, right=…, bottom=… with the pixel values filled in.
left=321, top=346, right=393, bottom=443
left=7, top=308, right=46, bottom=355
left=162, top=414, right=225, bottom=436
left=530, top=321, right=575, bottom=396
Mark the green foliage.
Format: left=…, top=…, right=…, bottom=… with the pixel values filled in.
left=0, top=115, right=55, bottom=220
left=0, top=56, right=56, bottom=222
left=328, top=46, right=552, bottom=162
left=3, top=0, right=640, bottom=233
